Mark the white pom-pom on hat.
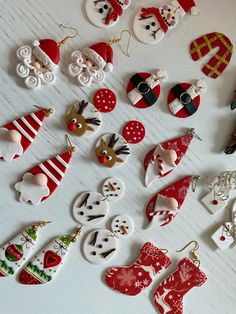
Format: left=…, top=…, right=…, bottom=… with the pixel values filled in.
left=196, top=79, right=207, bottom=93
left=34, top=173, right=48, bottom=187
left=191, top=6, right=199, bottom=16
left=156, top=70, right=168, bottom=81
left=104, top=62, right=113, bottom=72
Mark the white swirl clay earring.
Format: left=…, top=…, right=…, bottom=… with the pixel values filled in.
left=15, top=24, right=78, bottom=89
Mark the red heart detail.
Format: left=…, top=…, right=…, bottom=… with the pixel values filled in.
left=44, top=250, right=62, bottom=269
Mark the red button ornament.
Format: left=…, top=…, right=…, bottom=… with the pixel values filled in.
left=93, top=89, right=117, bottom=112
left=122, top=120, right=145, bottom=144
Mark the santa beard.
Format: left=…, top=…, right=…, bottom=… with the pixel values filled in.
left=68, top=50, right=105, bottom=87
left=0, top=128, right=23, bottom=161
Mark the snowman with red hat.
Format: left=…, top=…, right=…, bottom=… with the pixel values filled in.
left=68, top=41, right=114, bottom=87
left=133, top=0, right=199, bottom=45
left=16, top=39, right=60, bottom=89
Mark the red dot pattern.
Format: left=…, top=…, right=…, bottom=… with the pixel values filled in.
left=122, top=120, right=145, bottom=144
left=93, top=89, right=117, bottom=113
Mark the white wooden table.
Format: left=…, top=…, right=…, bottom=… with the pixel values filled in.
left=0, top=0, right=236, bottom=313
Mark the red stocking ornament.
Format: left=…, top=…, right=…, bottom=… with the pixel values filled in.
left=146, top=176, right=193, bottom=228
left=105, top=242, right=171, bottom=296
left=0, top=107, right=52, bottom=162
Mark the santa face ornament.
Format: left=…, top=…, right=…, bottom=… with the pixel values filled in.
left=68, top=41, right=113, bottom=87
left=85, top=0, right=131, bottom=28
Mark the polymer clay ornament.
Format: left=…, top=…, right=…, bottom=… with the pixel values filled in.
left=93, top=89, right=117, bottom=112
left=16, top=25, right=78, bottom=89
left=145, top=176, right=194, bottom=228
left=105, top=242, right=172, bottom=296
left=167, top=80, right=207, bottom=118
left=66, top=100, right=101, bottom=137
left=190, top=32, right=233, bottom=79
left=0, top=107, right=53, bottom=162
left=144, top=129, right=201, bottom=187
left=85, top=0, right=131, bottom=28
left=211, top=200, right=236, bottom=251
left=224, top=124, right=236, bottom=155
left=133, top=0, right=199, bottom=45
left=95, top=133, right=130, bottom=168
left=122, top=121, right=145, bottom=144
left=0, top=222, right=50, bottom=277
left=73, top=177, right=124, bottom=227
left=154, top=241, right=207, bottom=314
left=19, top=227, right=82, bottom=285
left=126, top=70, right=167, bottom=109
left=83, top=215, right=134, bottom=264
left=15, top=137, right=76, bottom=205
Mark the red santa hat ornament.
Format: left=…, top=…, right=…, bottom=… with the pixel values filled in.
left=178, top=0, right=199, bottom=16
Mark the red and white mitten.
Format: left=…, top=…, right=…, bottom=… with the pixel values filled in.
left=105, top=242, right=172, bottom=296
left=154, top=258, right=207, bottom=314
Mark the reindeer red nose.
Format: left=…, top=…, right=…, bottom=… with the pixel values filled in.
left=98, top=156, right=107, bottom=164
left=67, top=122, right=77, bottom=132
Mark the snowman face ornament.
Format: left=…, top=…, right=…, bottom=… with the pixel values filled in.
left=85, top=0, right=131, bottom=29
left=102, top=177, right=124, bottom=201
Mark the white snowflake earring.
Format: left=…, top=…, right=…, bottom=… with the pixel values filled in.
left=85, top=0, right=131, bottom=28
left=16, top=24, right=79, bottom=89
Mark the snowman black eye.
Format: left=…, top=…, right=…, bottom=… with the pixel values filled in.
left=145, top=25, right=151, bottom=30
left=99, top=8, right=103, bottom=14
left=95, top=201, right=100, bottom=205
left=79, top=211, right=84, bottom=215
left=91, top=251, right=97, bottom=256
left=104, top=4, right=108, bottom=9
left=168, top=8, right=171, bottom=12
left=87, top=205, right=93, bottom=210
left=98, top=244, right=103, bottom=249
left=151, top=22, right=156, bottom=26
left=103, top=238, right=109, bottom=242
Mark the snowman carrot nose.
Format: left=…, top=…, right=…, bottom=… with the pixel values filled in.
left=108, top=181, right=116, bottom=191
left=120, top=225, right=128, bottom=234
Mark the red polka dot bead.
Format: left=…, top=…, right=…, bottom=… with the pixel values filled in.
left=212, top=200, right=218, bottom=205
left=220, top=236, right=226, bottom=241
left=93, top=89, right=117, bottom=113
left=122, top=120, right=145, bottom=144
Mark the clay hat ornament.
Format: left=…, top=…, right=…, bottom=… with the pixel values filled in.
left=85, top=0, right=131, bottom=28
left=126, top=70, right=167, bottom=109
left=133, top=0, right=199, bottom=45
left=0, top=106, right=53, bottom=162
left=95, top=133, right=130, bottom=168
left=16, top=24, right=79, bottom=89
left=144, top=128, right=202, bottom=187
left=83, top=214, right=134, bottom=264
left=73, top=177, right=125, bottom=227
left=167, top=80, right=207, bottom=118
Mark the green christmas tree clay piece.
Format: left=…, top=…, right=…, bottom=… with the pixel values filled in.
left=0, top=259, right=14, bottom=276
left=25, top=227, right=37, bottom=241
left=59, top=236, right=71, bottom=247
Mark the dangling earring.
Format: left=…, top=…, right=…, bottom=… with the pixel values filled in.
left=67, top=30, right=132, bottom=88
left=0, top=106, right=53, bottom=162
left=0, top=222, right=50, bottom=277
left=16, top=24, right=79, bottom=89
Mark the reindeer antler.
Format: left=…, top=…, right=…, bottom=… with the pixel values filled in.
left=116, top=145, right=130, bottom=155
left=78, top=100, right=89, bottom=115
left=108, top=134, right=119, bottom=148
left=86, top=118, right=101, bottom=126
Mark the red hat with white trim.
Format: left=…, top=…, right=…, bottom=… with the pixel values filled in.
left=178, top=0, right=199, bottom=15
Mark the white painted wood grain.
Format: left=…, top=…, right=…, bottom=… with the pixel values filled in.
left=0, top=0, right=236, bottom=313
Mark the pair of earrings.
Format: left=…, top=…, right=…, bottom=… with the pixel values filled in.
left=0, top=222, right=82, bottom=285
left=126, top=70, right=207, bottom=118
left=105, top=240, right=207, bottom=314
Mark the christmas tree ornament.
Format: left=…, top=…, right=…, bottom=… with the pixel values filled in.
left=0, top=107, right=53, bottom=162
left=19, top=227, right=82, bottom=285
left=95, top=133, right=130, bottom=168
left=154, top=241, right=207, bottom=314
left=126, top=70, right=167, bottom=109
left=83, top=215, right=134, bottom=264
left=66, top=100, right=101, bottom=137
left=16, top=24, right=79, bottom=89
left=15, top=136, right=76, bottom=205
left=224, top=124, right=236, bottom=155
left=0, top=222, right=50, bottom=277
left=93, top=89, right=117, bottom=113
left=230, top=90, right=236, bottom=111
left=145, top=176, right=194, bottom=228
left=133, top=0, right=199, bottom=45
left=190, top=32, right=233, bottom=79
left=105, top=242, right=172, bottom=296
left=211, top=200, right=236, bottom=251
left=73, top=177, right=124, bottom=227
left=85, top=0, right=131, bottom=29
left=122, top=121, right=146, bottom=144
left=144, top=129, right=201, bottom=187
left=167, top=80, right=207, bottom=118
left=68, top=30, right=131, bottom=87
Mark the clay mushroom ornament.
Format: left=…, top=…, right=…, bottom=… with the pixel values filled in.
left=95, top=133, right=130, bottom=168
left=66, top=100, right=101, bottom=137
left=85, top=0, right=131, bottom=29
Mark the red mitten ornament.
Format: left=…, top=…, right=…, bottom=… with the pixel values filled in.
left=167, top=80, right=207, bottom=118
left=105, top=242, right=172, bottom=296
left=190, top=32, right=233, bottom=79
left=144, top=129, right=201, bottom=187
left=154, top=258, right=207, bottom=314
left=0, top=107, right=52, bottom=162
left=15, top=146, right=75, bottom=205
left=146, top=176, right=193, bottom=228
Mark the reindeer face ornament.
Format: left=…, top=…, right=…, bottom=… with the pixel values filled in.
left=95, top=133, right=130, bottom=168
left=66, top=100, right=101, bottom=137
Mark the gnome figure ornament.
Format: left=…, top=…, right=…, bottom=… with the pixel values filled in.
left=85, top=0, right=131, bottom=28
left=133, top=0, right=199, bottom=45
